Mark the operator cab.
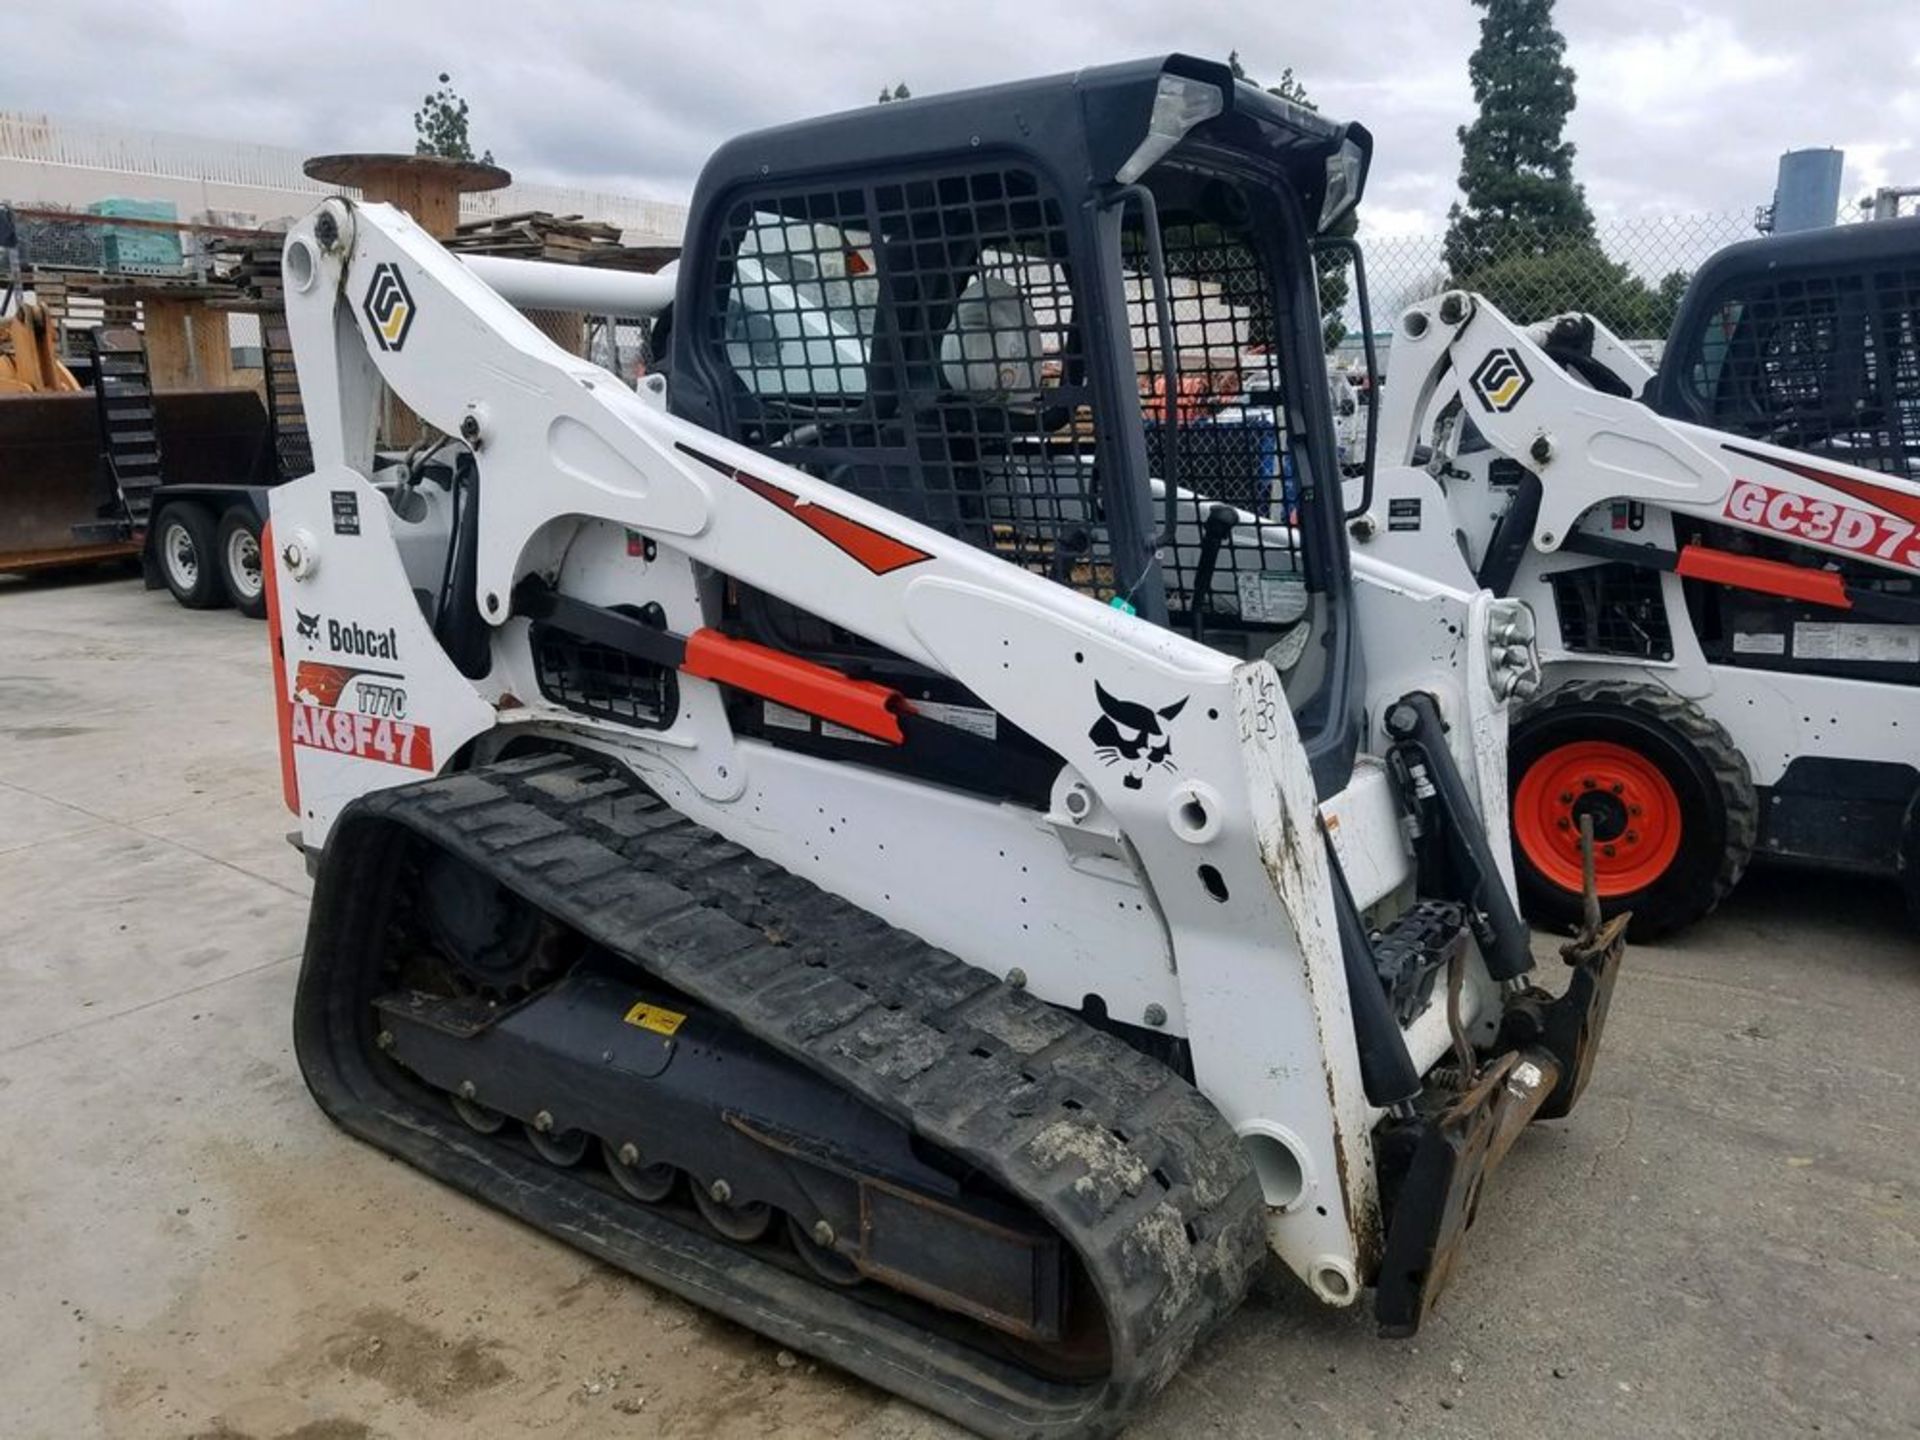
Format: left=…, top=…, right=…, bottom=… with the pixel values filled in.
left=668, top=55, right=1373, bottom=796
left=1650, top=215, right=1920, bottom=478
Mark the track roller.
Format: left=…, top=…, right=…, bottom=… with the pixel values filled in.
left=693, top=1178, right=773, bottom=1242
left=605, top=1140, right=677, bottom=1202
left=451, top=1087, right=506, bottom=1134
left=786, top=1214, right=862, bottom=1287
left=525, top=1112, right=591, bottom=1166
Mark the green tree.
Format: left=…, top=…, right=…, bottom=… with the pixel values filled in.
left=876, top=83, right=912, bottom=104
left=1441, top=2, right=1685, bottom=338
left=414, top=73, right=492, bottom=164
left=1442, top=0, right=1592, bottom=277
left=1227, top=51, right=1354, bottom=349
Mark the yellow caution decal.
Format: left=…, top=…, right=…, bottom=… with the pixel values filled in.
left=623, top=1000, right=687, bottom=1036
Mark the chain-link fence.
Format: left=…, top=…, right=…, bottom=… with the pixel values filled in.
left=1346, top=201, right=1873, bottom=372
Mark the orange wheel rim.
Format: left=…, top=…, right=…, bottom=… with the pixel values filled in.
left=1514, top=739, right=1683, bottom=897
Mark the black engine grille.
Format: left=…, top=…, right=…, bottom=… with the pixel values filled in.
left=532, top=614, right=678, bottom=729
left=1549, top=563, right=1674, bottom=660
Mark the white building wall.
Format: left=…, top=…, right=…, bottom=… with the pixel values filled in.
left=0, top=111, right=687, bottom=242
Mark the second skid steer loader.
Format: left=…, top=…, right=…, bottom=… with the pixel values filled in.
left=1366, top=217, right=1920, bottom=936
left=268, top=56, right=1622, bottom=1438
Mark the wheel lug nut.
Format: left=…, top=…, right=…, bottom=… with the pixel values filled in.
left=1556, top=817, right=1570, bottom=830
left=1629, top=805, right=1643, bottom=816
left=534, top=1109, right=555, bottom=1133
left=1559, top=791, right=1573, bottom=804
left=811, top=1219, right=835, bottom=1247
left=710, top=1178, right=732, bottom=1204
left=1611, top=782, right=1624, bottom=794
left=1582, top=777, right=1597, bottom=789
left=617, top=1143, right=640, bottom=1168
left=458, top=1080, right=478, bottom=1100
left=1626, top=830, right=1639, bottom=844
left=1602, top=843, right=1616, bottom=856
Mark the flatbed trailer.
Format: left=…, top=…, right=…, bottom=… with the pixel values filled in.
left=1, top=322, right=288, bottom=613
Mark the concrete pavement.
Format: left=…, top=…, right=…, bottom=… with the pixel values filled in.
left=2, top=572, right=1914, bottom=1439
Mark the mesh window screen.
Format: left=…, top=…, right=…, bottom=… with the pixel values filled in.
left=1686, top=264, right=1920, bottom=477
left=1125, top=213, right=1305, bottom=635
left=710, top=167, right=1118, bottom=598
left=705, top=164, right=1315, bottom=643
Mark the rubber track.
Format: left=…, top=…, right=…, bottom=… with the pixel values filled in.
left=1518, top=678, right=1758, bottom=932
left=345, top=753, right=1267, bottom=1435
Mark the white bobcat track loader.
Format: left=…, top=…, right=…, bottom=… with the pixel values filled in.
left=1363, top=216, right=1920, bottom=936
left=268, top=56, right=1622, bottom=1438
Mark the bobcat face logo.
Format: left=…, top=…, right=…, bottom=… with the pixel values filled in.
left=1088, top=682, right=1188, bottom=790
left=295, top=611, right=320, bottom=642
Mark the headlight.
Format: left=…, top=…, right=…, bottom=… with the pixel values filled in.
left=1486, top=598, right=1542, bottom=702
left=1319, top=137, right=1366, bottom=231
left=1116, top=75, right=1226, bottom=185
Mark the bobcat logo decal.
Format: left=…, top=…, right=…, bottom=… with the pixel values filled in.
left=1088, top=682, right=1188, bottom=789
left=295, top=610, right=321, bottom=642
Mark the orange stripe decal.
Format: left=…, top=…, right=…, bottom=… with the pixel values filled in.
left=683, top=629, right=908, bottom=743
left=260, top=520, right=301, bottom=815
left=676, top=442, right=931, bottom=577
left=731, top=469, right=933, bottom=576
left=1675, top=542, right=1851, bottom=610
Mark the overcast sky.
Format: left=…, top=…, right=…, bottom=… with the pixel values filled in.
left=13, top=0, right=1917, bottom=236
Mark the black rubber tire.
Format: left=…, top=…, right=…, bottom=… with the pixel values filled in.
left=1510, top=679, right=1757, bottom=941
left=215, top=507, right=267, bottom=619
left=153, top=502, right=226, bottom=609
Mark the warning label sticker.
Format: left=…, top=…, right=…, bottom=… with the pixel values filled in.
left=1732, top=631, right=1787, bottom=656
left=913, top=699, right=998, bottom=740
left=1236, top=570, right=1308, bottom=625
left=289, top=704, right=435, bottom=770
left=1794, top=622, right=1920, bottom=665
left=761, top=700, right=886, bottom=746
left=623, top=1001, right=686, bottom=1036
left=761, top=700, right=812, bottom=733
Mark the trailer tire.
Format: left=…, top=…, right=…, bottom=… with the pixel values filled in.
left=1510, top=680, right=1756, bottom=941
left=154, top=503, right=227, bottom=610
left=216, top=507, right=267, bottom=619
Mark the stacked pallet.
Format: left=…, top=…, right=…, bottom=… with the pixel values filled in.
left=446, top=212, right=678, bottom=362
left=210, top=235, right=287, bottom=310
left=446, top=211, right=677, bottom=271
left=447, top=211, right=623, bottom=262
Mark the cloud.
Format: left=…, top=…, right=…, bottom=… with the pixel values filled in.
left=4, top=0, right=1915, bottom=233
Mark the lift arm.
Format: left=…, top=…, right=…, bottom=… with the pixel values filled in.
left=1381, top=290, right=1920, bottom=584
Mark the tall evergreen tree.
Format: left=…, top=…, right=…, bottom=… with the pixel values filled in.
left=1443, top=0, right=1592, bottom=277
